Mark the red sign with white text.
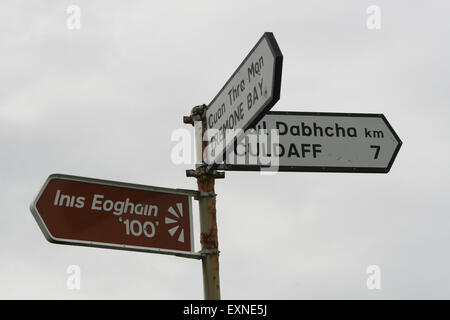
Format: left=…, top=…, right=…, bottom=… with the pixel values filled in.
left=30, top=174, right=195, bottom=256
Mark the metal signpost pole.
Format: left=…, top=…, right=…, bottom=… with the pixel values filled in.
left=185, top=105, right=224, bottom=300
left=197, top=169, right=220, bottom=300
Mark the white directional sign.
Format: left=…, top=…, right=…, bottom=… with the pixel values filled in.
left=218, top=111, right=402, bottom=173
left=205, top=32, right=283, bottom=165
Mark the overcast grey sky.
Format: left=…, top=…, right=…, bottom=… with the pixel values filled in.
left=1, top=0, right=450, bottom=299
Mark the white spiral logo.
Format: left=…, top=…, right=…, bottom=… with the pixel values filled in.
left=165, top=203, right=185, bottom=243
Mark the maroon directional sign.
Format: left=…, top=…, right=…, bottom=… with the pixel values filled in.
left=30, top=174, right=201, bottom=259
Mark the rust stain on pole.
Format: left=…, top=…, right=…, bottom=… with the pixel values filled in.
left=197, top=172, right=221, bottom=300
left=198, top=175, right=218, bottom=250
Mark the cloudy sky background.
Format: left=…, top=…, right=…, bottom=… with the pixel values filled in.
left=1, top=0, right=449, bottom=299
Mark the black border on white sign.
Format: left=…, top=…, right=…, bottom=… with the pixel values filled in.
left=206, top=32, right=283, bottom=166
left=217, top=111, right=402, bottom=173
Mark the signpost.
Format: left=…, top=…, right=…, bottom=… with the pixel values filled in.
left=204, top=32, right=283, bottom=165
left=30, top=31, right=403, bottom=301
left=30, top=174, right=201, bottom=259
left=218, top=111, right=402, bottom=173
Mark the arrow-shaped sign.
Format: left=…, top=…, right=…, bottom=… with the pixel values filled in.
left=204, top=32, right=283, bottom=165
left=218, top=111, right=402, bottom=173
left=30, top=174, right=201, bottom=259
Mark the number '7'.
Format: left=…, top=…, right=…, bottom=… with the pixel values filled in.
left=370, top=145, right=380, bottom=159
